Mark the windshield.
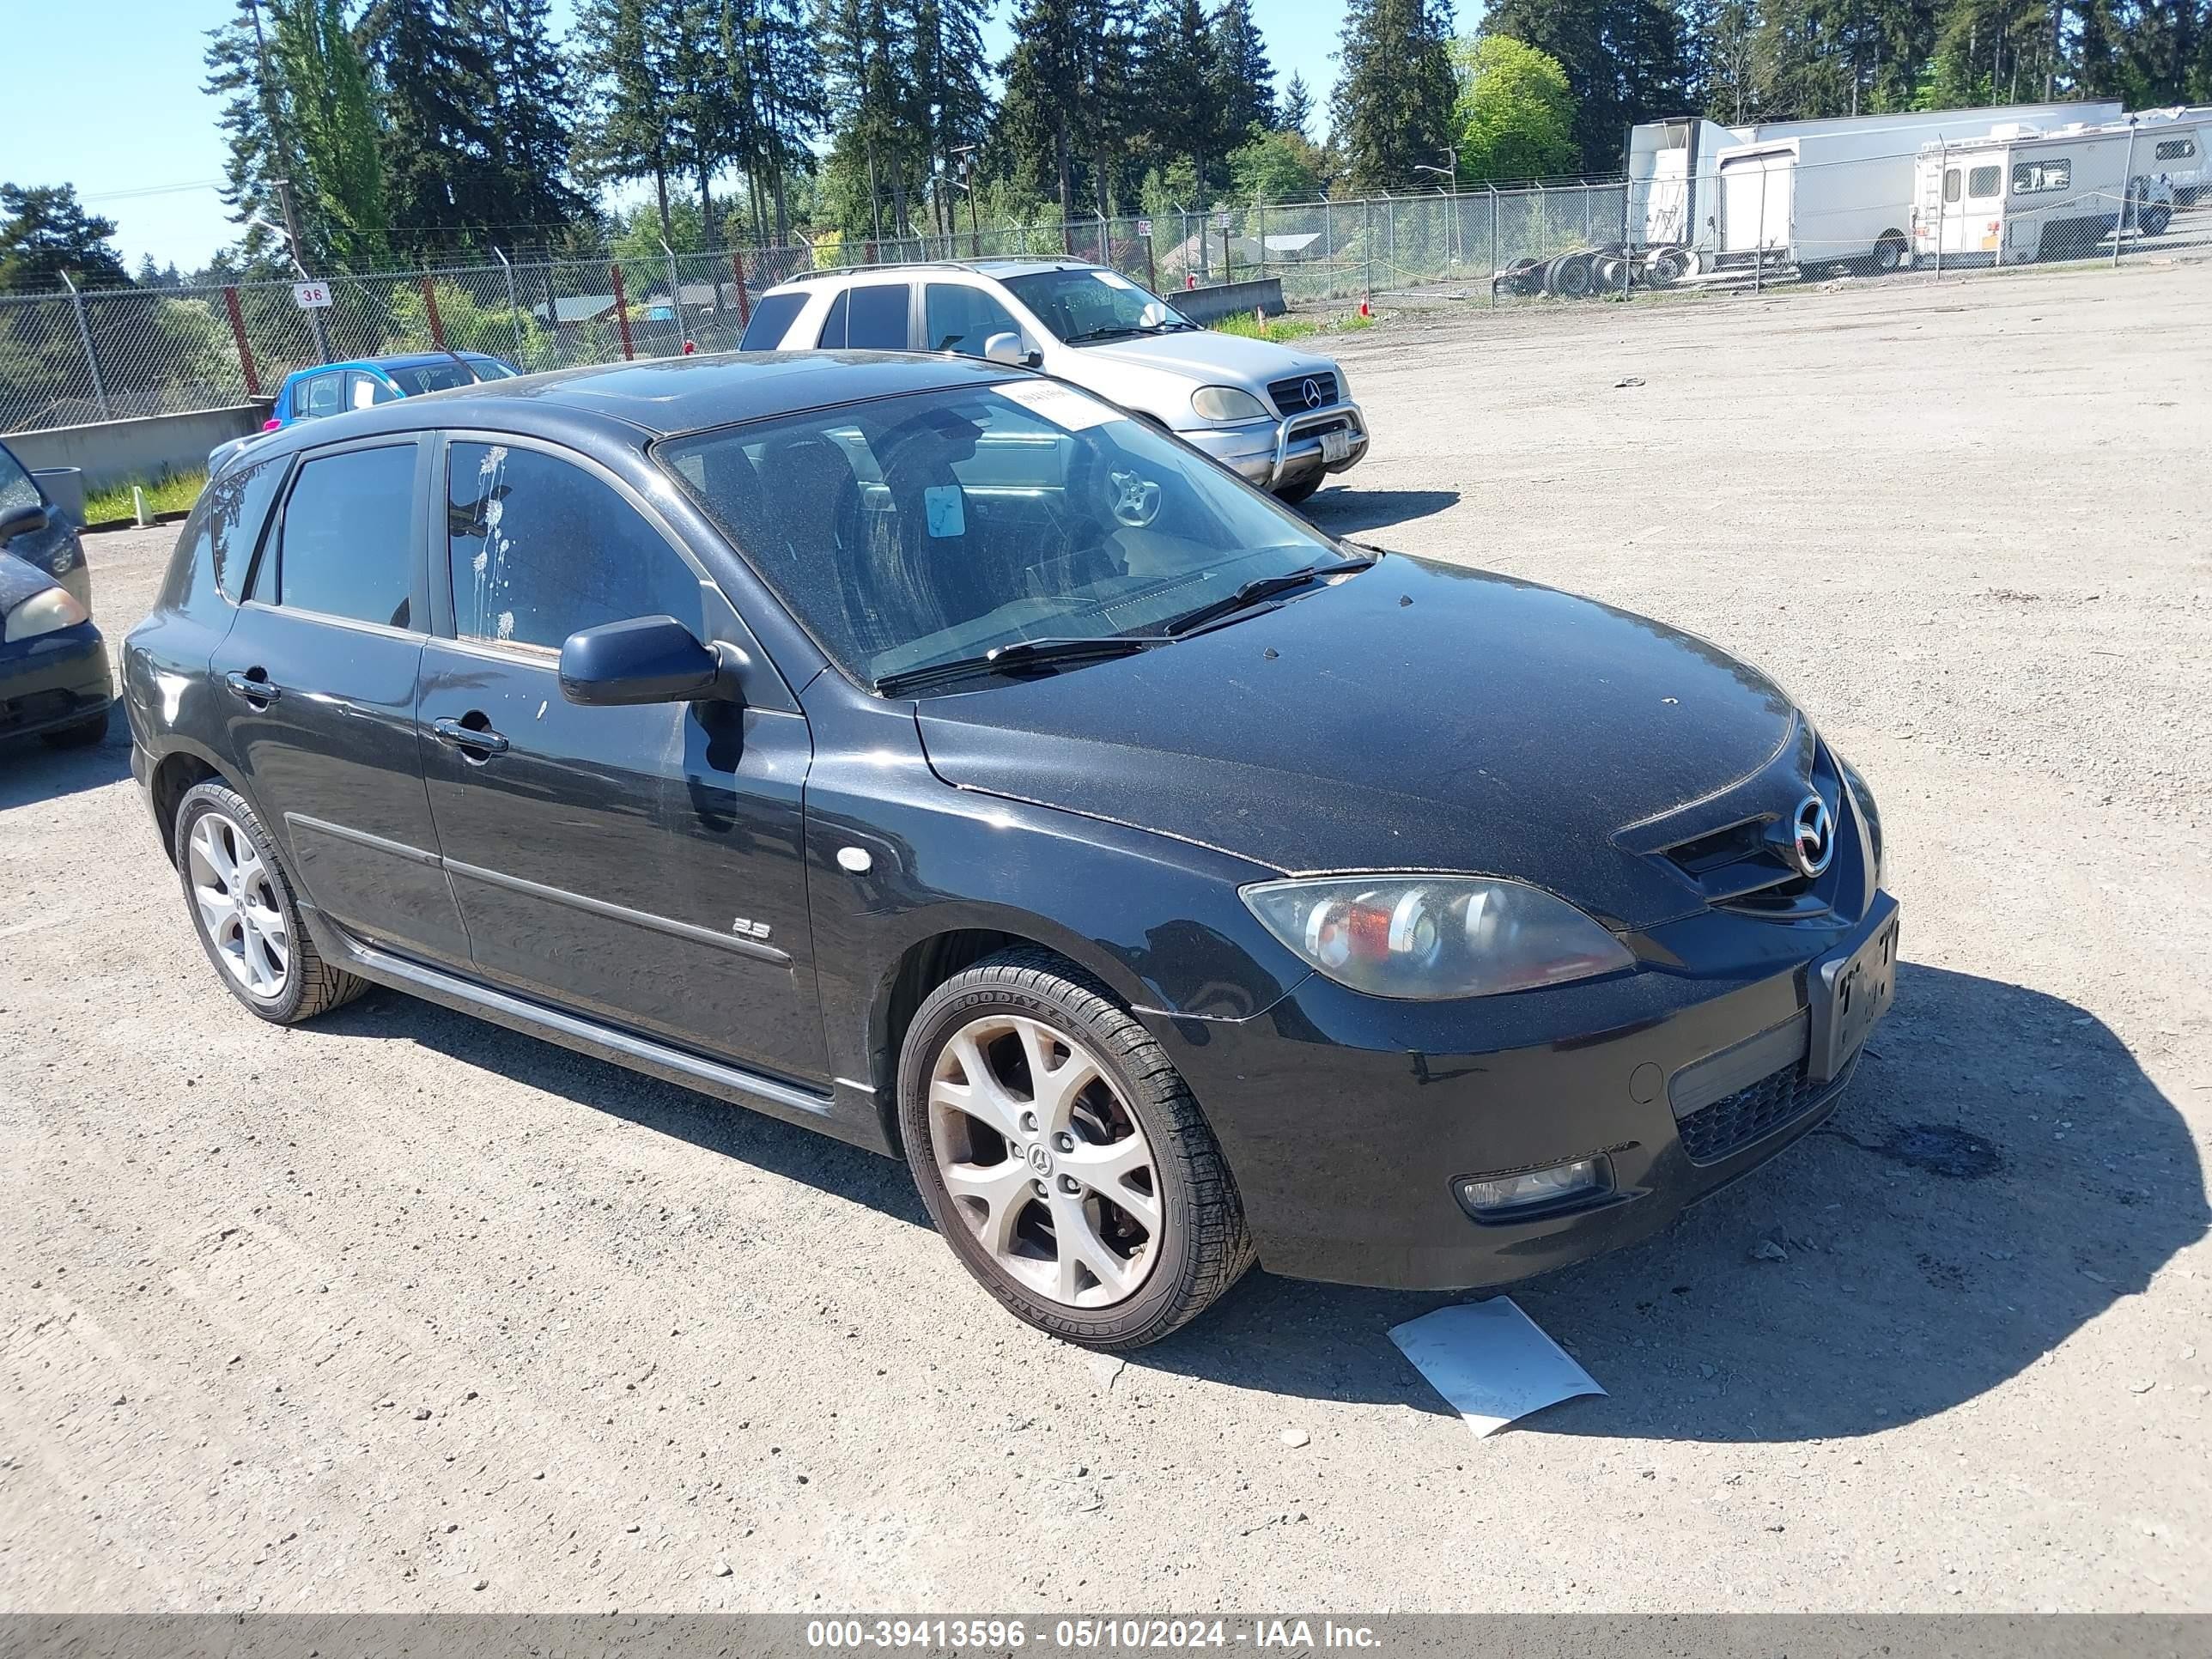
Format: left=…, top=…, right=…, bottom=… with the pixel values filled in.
left=1000, top=268, right=1194, bottom=345
left=385, top=360, right=491, bottom=396
left=658, top=380, right=1346, bottom=690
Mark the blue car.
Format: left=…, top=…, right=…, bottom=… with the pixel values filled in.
left=1, top=438, right=109, bottom=750
left=209, top=350, right=520, bottom=476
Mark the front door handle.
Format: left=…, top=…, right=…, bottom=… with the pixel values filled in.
left=224, top=670, right=280, bottom=705
left=430, top=715, right=510, bottom=757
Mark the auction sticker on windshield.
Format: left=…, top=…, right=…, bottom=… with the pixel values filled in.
left=993, top=380, right=1126, bottom=431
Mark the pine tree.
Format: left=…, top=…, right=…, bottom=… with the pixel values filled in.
left=1138, top=0, right=1220, bottom=188
left=574, top=0, right=684, bottom=245
left=1209, top=0, right=1277, bottom=142
left=471, top=0, right=591, bottom=252
left=0, top=185, right=132, bottom=292
left=203, top=0, right=297, bottom=270
left=908, top=0, right=996, bottom=237
left=1280, top=70, right=1316, bottom=137
left=1331, top=0, right=1459, bottom=191
left=1001, top=0, right=1086, bottom=220
left=362, top=0, right=497, bottom=255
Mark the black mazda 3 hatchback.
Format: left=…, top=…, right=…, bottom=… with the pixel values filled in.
left=124, top=352, right=1897, bottom=1348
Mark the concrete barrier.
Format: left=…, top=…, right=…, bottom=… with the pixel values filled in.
left=4, top=405, right=264, bottom=493
left=1176, top=277, right=1287, bottom=325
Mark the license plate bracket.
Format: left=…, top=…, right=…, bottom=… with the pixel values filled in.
left=1807, top=895, right=1899, bottom=1084
left=1319, top=428, right=1352, bottom=465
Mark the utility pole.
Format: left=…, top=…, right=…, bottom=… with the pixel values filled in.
left=264, top=179, right=331, bottom=364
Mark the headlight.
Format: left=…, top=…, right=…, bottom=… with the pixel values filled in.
left=1241, top=875, right=1635, bottom=1000
left=1331, top=365, right=1350, bottom=403
left=1190, top=385, right=1269, bottom=422
left=3, top=584, right=89, bottom=643
left=1837, top=755, right=1887, bottom=890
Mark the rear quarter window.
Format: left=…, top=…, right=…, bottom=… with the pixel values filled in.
left=161, top=453, right=287, bottom=618
left=739, top=290, right=808, bottom=350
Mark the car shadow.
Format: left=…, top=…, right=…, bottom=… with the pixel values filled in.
left=319, top=993, right=936, bottom=1229
left=320, top=960, right=2203, bottom=1443
left=0, top=715, right=130, bottom=808
left=1128, top=961, right=2207, bottom=1439
left=1301, top=488, right=1461, bottom=537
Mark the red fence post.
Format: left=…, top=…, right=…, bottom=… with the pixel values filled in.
left=611, top=263, right=635, bottom=361
left=732, top=247, right=750, bottom=325
left=224, top=286, right=262, bottom=399
left=420, top=274, right=447, bottom=349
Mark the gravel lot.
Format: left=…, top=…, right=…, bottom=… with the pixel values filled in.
left=3, top=258, right=2207, bottom=1613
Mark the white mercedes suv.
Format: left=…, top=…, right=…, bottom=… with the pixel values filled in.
left=737, top=258, right=1369, bottom=504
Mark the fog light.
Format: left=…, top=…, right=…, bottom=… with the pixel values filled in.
left=1457, top=1157, right=1606, bottom=1217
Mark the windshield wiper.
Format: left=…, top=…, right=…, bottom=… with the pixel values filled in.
left=1062, top=325, right=1146, bottom=344
left=1158, top=556, right=1374, bottom=638
left=874, top=635, right=1164, bottom=696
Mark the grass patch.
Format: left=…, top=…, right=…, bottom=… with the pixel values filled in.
left=86, top=469, right=205, bottom=524
left=1209, top=307, right=1378, bottom=343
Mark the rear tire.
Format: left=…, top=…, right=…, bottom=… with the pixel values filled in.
left=1869, top=233, right=1909, bottom=275
left=2141, top=204, right=2172, bottom=237
left=1551, top=253, right=1595, bottom=298
left=40, top=705, right=111, bottom=749
left=898, top=947, right=1255, bottom=1349
left=173, top=780, right=367, bottom=1024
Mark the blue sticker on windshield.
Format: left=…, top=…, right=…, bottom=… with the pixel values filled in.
left=924, top=485, right=966, bottom=538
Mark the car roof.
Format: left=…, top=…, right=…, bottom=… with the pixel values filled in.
left=254, top=349, right=1028, bottom=448
left=283, top=351, right=501, bottom=384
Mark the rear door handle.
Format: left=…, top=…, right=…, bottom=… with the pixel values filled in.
left=430, top=715, right=510, bottom=757
left=224, top=671, right=280, bottom=705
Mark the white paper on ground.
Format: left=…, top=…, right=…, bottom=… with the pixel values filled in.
left=1389, top=1297, right=1605, bottom=1437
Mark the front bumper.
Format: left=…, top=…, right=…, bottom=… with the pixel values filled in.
left=1180, top=400, right=1370, bottom=491
left=1152, top=891, right=1899, bottom=1291
left=0, top=623, right=112, bottom=743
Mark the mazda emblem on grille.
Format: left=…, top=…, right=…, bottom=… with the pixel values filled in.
left=1789, top=795, right=1834, bottom=878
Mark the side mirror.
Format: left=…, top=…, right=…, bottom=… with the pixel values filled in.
left=981, top=331, right=1026, bottom=368
left=0, top=501, right=49, bottom=546
left=559, top=614, right=745, bottom=708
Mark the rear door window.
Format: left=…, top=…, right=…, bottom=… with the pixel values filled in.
left=739, top=290, right=807, bottom=350
left=844, top=284, right=913, bottom=349
left=1966, top=165, right=2001, bottom=198
left=261, top=444, right=419, bottom=629
left=445, top=441, right=703, bottom=651
left=1942, top=169, right=1961, bottom=204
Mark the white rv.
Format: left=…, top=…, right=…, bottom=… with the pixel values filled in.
left=1911, top=121, right=2170, bottom=266
left=1629, top=100, right=2125, bottom=274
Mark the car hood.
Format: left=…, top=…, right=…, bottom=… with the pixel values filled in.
left=1073, top=328, right=1338, bottom=390
left=0, top=549, right=58, bottom=614
left=914, top=555, right=1807, bottom=931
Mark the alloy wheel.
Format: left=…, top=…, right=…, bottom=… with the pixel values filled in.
left=927, top=1014, right=1162, bottom=1308
left=186, top=810, right=290, bottom=1000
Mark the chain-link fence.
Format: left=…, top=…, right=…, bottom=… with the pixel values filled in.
left=8, top=171, right=2206, bottom=436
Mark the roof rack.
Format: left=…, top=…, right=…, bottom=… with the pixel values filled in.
left=779, top=256, right=1095, bottom=284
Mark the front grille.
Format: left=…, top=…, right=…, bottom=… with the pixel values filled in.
left=1267, top=371, right=1339, bottom=414
left=1677, top=1060, right=1841, bottom=1165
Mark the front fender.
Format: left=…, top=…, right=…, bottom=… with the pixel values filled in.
left=799, top=695, right=1310, bottom=1099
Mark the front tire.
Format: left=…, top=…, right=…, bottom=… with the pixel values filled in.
left=898, top=948, right=1255, bottom=1348
left=1274, top=472, right=1323, bottom=506
left=173, top=780, right=366, bottom=1024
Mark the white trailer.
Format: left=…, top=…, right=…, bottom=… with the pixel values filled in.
left=1629, top=100, right=2124, bottom=275
left=1911, top=120, right=2171, bottom=266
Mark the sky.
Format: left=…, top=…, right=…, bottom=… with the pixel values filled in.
left=6, top=0, right=1370, bottom=276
